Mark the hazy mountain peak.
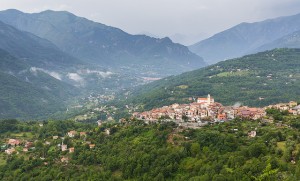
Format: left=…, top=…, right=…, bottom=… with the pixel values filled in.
left=2, top=9, right=23, bottom=15
left=189, top=12, right=300, bottom=64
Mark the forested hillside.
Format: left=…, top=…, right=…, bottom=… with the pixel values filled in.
left=0, top=49, right=79, bottom=119
left=124, top=49, right=300, bottom=111
left=1, top=111, right=300, bottom=180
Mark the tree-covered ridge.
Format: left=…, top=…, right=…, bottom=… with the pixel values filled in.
left=0, top=49, right=80, bottom=120
left=125, top=48, right=300, bottom=111
left=1, top=113, right=300, bottom=180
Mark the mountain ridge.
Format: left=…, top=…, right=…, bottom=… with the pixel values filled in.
left=121, top=48, right=300, bottom=111
left=0, top=49, right=79, bottom=119
left=0, top=9, right=205, bottom=76
left=189, top=12, right=300, bottom=64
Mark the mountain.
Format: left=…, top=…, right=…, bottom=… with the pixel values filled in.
left=0, top=20, right=85, bottom=119
left=0, top=20, right=82, bottom=70
left=189, top=13, right=300, bottom=64
left=0, top=10, right=202, bottom=120
left=123, top=48, right=300, bottom=110
left=0, top=9, right=205, bottom=76
left=0, top=49, right=78, bottom=119
left=255, top=30, right=300, bottom=52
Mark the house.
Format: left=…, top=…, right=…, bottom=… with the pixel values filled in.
left=61, top=144, right=68, bottom=151
left=8, top=139, right=21, bottom=146
left=97, top=120, right=102, bottom=126
left=61, top=157, right=69, bottom=163
left=248, top=131, right=257, bottom=138
left=53, top=136, right=59, bottom=140
left=217, top=113, right=227, bottom=121
left=23, top=148, right=28, bottom=152
left=105, top=129, right=111, bottom=135
left=292, top=105, right=300, bottom=115
left=25, top=141, right=33, bottom=148
left=119, top=118, right=127, bottom=123
left=289, top=101, right=297, bottom=108
left=69, top=147, right=75, bottom=153
left=67, top=131, right=77, bottom=138
left=235, top=107, right=266, bottom=120
left=223, top=107, right=235, bottom=120
left=89, top=144, right=95, bottom=149
left=45, top=141, right=51, bottom=145
left=273, top=103, right=289, bottom=111
left=80, top=132, right=87, bottom=137
left=5, top=148, right=16, bottom=155
left=289, top=109, right=297, bottom=115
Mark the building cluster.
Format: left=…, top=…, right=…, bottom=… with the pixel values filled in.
left=265, top=101, right=300, bottom=115
left=133, top=94, right=299, bottom=125
left=0, top=125, right=113, bottom=166
left=0, top=139, right=34, bottom=155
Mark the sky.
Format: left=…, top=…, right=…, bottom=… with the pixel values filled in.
left=1, top=0, right=300, bottom=45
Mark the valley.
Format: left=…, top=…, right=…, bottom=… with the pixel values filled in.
left=0, top=9, right=205, bottom=120
left=1, top=2, right=300, bottom=180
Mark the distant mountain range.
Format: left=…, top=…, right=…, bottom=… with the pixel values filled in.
left=0, top=9, right=205, bottom=76
left=0, top=9, right=206, bottom=119
left=255, top=30, right=300, bottom=52
left=0, top=20, right=82, bottom=70
left=124, top=48, right=300, bottom=110
left=189, top=13, right=300, bottom=64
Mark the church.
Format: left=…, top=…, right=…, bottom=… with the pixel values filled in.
left=197, top=94, right=214, bottom=104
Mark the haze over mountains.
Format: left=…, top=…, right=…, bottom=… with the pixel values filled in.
left=189, top=13, right=300, bottom=64
left=2, top=8, right=300, bottom=119
left=0, top=9, right=205, bottom=76
left=0, top=49, right=78, bottom=119
left=0, top=20, right=82, bottom=70
left=0, top=9, right=206, bottom=119
left=0, top=19, right=83, bottom=119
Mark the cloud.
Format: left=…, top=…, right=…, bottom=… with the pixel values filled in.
left=48, top=72, right=62, bottom=80
left=81, top=69, right=114, bottom=78
left=67, top=73, right=85, bottom=86
left=30, top=67, right=62, bottom=80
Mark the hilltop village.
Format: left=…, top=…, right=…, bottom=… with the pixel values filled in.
left=133, top=94, right=300, bottom=128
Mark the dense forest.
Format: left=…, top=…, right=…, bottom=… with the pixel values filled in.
left=121, top=48, right=300, bottom=111
left=1, top=110, right=300, bottom=180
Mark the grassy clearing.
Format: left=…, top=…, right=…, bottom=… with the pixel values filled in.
left=11, top=132, right=34, bottom=139
left=277, top=141, right=286, bottom=153
left=0, top=154, right=6, bottom=166
left=177, top=85, right=189, bottom=89
left=215, top=71, right=250, bottom=77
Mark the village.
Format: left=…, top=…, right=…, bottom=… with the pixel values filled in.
left=1, top=94, right=300, bottom=161
left=133, top=94, right=300, bottom=128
